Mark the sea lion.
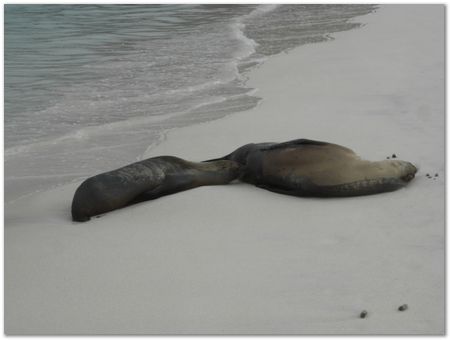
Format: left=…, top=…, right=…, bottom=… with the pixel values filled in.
left=206, top=139, right=417, bottom=197
left=71, top=156, right=240, bottom=222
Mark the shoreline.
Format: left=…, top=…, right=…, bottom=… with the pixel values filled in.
left=5, top=5, right=445, bottom=335
left=4, top=4, right=375, bottom=204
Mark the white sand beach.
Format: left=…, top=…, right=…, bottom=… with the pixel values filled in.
left=4, top=5, right=445, bottom=335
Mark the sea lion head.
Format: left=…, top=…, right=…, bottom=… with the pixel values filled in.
left=387, top=160, right=417, bottom=182
left=71, top=177, right=105, bottom=222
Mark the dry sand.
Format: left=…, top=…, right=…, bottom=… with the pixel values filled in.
left=5, top=5, right=445, bottom=334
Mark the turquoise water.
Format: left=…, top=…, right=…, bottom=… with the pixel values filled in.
left=4, top=4, right=376, bottom=200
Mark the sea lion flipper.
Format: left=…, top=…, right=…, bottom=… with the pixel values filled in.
left=129, top=184, right=166, bottom=204
left=254, top=176, right=315, bottom=197
left=255, top=183, right=297, bottom=197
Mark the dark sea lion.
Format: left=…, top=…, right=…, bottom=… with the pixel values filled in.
left=206, top=139, right=417, bottom=197
left=71, top=156, right=240, bottom=222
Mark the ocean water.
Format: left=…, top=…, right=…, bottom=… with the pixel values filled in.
left=4, top=4, right=376, bottom=201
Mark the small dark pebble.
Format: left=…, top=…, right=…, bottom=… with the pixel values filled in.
left=387, top=157, right=390, bottom=159
left=426, top=173, right=431, bottom=177
left=435, top=173, right=439, bottom=177
left=360, top=310, right=368, bottom=318
left=392, top=154, right=397, bottom=158
left=398, top=304, right=408, bottom=311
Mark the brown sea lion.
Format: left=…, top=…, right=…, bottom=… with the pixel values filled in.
left=71, top=156, right=240, bottom=222
left=206, top=139, right=417, bottom=197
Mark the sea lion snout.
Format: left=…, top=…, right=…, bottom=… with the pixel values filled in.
left=397, top=161, right=417, bottom=182
left=401, top=172, right=416, bottom=182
